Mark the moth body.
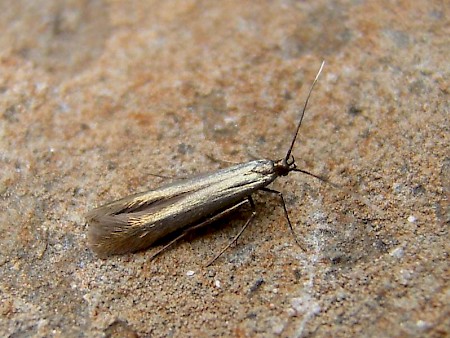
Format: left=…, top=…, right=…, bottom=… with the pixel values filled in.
left=86, top=61, right=325, bottom=262
left=87, top=159, right=288, bottom=256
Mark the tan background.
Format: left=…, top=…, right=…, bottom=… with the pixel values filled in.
left=0, top=0, right=448, bottom=337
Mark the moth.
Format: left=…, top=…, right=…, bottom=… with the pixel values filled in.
left=86, top=62, right=326, bottom=265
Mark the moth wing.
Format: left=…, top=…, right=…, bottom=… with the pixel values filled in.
left=87, top=188, right=188, bottom=257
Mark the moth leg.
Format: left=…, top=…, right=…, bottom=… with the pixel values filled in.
left=205, top=153, right=240, bottom=165
left=260, top=187, right=306, bottom=251
left=205, top=196, right=257, bottom=267
left=149, top=233, right=187, bottom=262
left=149, top=199, right=250, bottom=262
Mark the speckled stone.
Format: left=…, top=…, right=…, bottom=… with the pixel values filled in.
left=0, top=1, right=448, bottom=337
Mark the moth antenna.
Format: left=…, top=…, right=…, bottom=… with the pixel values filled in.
left=284, top=61, right=325, bottom=163
left=293, top=168, right=384, bottom=216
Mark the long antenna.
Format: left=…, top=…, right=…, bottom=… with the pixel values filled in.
left=284, top=61, right=325, bottom=163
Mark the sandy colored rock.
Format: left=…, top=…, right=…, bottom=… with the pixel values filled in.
left=0, top=1, right=448, bottom=337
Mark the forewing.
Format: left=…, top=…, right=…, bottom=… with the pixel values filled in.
left=86, top=160, right=276, bottom=256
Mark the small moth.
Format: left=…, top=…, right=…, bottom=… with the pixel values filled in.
left=87, top=62, right=325, bottom=264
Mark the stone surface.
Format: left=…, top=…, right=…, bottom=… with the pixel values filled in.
left=0, top=0, right=448, bottom=337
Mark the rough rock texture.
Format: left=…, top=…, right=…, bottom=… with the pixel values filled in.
left=0, top=1, right=448, bottom=337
